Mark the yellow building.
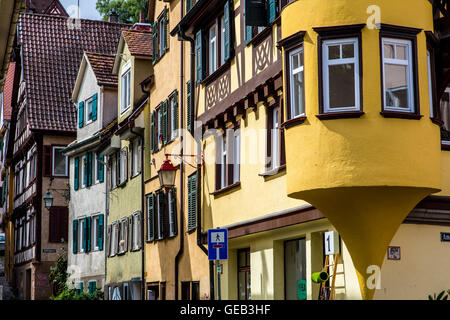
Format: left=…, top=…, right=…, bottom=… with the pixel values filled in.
left=173, top=0, right=450, bottom=300
left=143, top=0, right=210, bottom=300
left=102, top=26, right=153, bottom=300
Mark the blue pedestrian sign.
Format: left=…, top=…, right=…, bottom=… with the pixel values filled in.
left=208, top=229, right=228, bottom=261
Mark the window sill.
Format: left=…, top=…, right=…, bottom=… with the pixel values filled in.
left=200, top=60, right=231, bottom=87
left=380, top=111, right=422, bottom=120
left=316, top=111, right=364, bottom=120
left=259, top=165, right=286, bottom=179
left=211, top=181, right=241, bottom=197
left=117, top=180, right=127, bottom=188
left=282, top=116, right=306, bottom=129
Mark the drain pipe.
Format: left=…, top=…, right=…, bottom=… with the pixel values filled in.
left=174, top=1, right=186, bottom=300
left=177, top=24, right=212, bottom=300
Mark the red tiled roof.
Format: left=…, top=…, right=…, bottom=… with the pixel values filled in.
left=85, top=52, right=118, bottom=87
left=122, top=29, right=153, bottom=57
left=3, top=62, right=15, bottom=121
left=18, top=13, right=130, bottom=132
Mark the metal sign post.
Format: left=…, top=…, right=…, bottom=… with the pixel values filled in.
left=208, top=228, right=228, bottom=301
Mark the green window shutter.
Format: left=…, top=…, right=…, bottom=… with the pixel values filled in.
left=86, top=216, right=91, bottom=252
left=195, top=30, right=204, bottom=83
left=186, top=0, right=192, bottom=12
left=98, top=155, right=104, bottom=183
left=188, top=174, right=197, bottom=231
left=79, top=282, right=83, bottom=293
left=73, top=220, right=78, bottom=254
left=158, top=191, right=166, bottom=238
left=152, top=22, right=158, bottom=64
left=89, top=281, right=96, bottom=294
left=268, top=0, right=277, bottom=24
left=163, top=7, right=168, bottom=54
left=74, top=157, right=79, bottom=191
left=92, top=93, right=98, bottom=121
left=187, top=81, right=193, bottom=133
left=162, top=99, right=169, bottom=145
left=148, top=194, right=155, bottom=241
left=173, top=90, right=179, bottom=138
left=151, top=110, right=155, bottom=153
left=79, top=101, right=84, bottom=128
left=245, top=26, right=253, bottom=45
left=224, top=0, right=231, bottom=61
left=98, top=214, right=104, bottom=251
left=170, top=187, right=178, bottom=236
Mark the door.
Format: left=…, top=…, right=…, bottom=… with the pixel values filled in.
left=25, top=269, right=32, bottom=300
left=284, top=238, right=307, bottom=300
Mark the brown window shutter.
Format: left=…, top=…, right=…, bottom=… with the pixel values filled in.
left=60, top=207, right=68, bottom=242
left=43, top=145, right=52, bottom=176
left=49, top=208, right=58, bottom=242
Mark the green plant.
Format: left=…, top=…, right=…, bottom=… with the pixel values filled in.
left=52, top=288, right=104, bottom=300
left=48, top=249, right=104, bottom=300
left=428, top=290, right=450, bottom=300
left=48, top=249, right=69, bottom=297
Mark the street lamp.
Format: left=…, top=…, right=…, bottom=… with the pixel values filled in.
left=43, top=191, right=54, bottom=209
left=157, top=156, right=177, bottom=192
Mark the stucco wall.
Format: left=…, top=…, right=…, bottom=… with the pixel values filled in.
left=67, top=152, right=106, bottom=286
left=76, top=65, right=102, bottom=141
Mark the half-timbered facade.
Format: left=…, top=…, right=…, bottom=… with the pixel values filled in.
left=9, top=12, right=125, bottom=300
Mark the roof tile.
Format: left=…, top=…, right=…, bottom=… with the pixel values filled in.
left=19, top=13, right=130, bottom=132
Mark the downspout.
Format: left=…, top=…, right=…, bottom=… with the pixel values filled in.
left=178, top=22, right=212, bottom=299
left=130, top=119, right=146, bottom=301
left=174, top=2, right=186, bottom=299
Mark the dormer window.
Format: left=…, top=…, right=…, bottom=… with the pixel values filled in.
left=120, top=60, right=132, bottom=114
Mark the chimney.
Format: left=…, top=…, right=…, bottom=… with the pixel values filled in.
left=108, top=11, right=119, bottom=23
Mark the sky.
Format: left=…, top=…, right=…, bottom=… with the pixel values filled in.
left=60, top=0, right=102, bottom=20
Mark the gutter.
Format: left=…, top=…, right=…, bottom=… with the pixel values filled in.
left=176, top=20, right=212, bottom=300
left=174, top=1, right=186, bottom=299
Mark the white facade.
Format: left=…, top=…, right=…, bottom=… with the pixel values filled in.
left=66, top=55, right=118, bottom=293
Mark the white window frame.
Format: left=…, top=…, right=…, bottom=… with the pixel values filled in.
left=81, top=155, right=87, bottom=188
left=381, top=37, right=414, bottom=113
left=220, top=15, right=226, bottom=66
left=170, top=97, right=177, bottom=140
left=120, top=60, right=132, bottom=115
left=427, top=50, right=434, bottom=118
left=118, top=218, right=127, bottom=254
left=442, top=87, right=450, bottom=146
left=92, top=215, right=100, bottom=251
left=79, top=218, right=85, bottom=253
left=94, top=154, right=99, bottom=184
left=271, top=107, right=280, bottom=170
left=52, top=146, right=68, bottom=177
left=132, top=139, right=140, bottom=176
left=289, top=46, right=306, bottom=118
left=133, top=212, right=140, bottom=250
left=322, top=37, right=360, bottom=113
left=220, top=135, right=226, bottom=189
left=119, top=148, right=126, bottom=184
left=232, top=129, right=240, bottom=184
left=85, top=96, right=94, bottom=125
left=209, top=24, right=217, bottom=75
